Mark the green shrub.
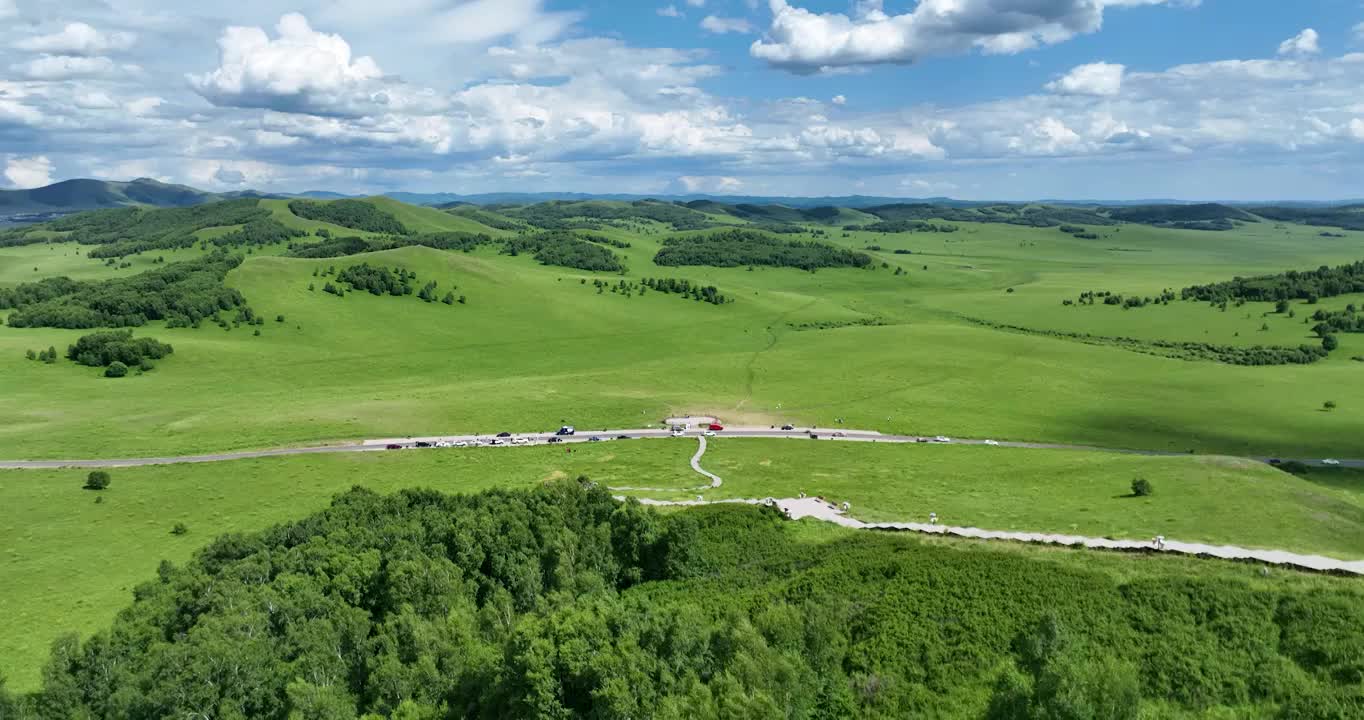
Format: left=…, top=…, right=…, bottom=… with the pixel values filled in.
left=1131, top=478, right=1154, bottom=497
left=104, top=361, right=128, bottom=378
left=83, top=471, right=110, bottom=490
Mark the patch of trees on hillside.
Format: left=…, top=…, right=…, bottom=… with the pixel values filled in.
left=503, top=230, right=624, bottom=271
left=66, top=329, right=173, bottom=370
left=866, top=203, right=1117, bottom=228
left=507, top=200, right=714, bottom=231
left=1181, top=261, right=1364, bottom=303
left=641, top=277, right=729, bottom=304
left=972, top=318, right=1330, bottom=366
left=855, top=219, right=959, bottom=233
left=208, top=218, right=308, bottom=248
left=1249, top=206, right=1364, bottom=231
left=445, top=205, right=526, bottom=231
left=1107, top=203, right=1254, bottom=227
left=285, top=235, right=371, bottom=258
left=0, top=251, right=251, bottom=329
left=287, top=199, right=408, bottom=234
left=654, top=229, right=872, bottom=271
left=9, top=481, right=1364, bottom=719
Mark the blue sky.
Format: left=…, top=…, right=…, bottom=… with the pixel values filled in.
left=2, top=0, right=1363, bottom=200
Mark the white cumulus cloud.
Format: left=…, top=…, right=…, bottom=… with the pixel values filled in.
left=4, top=155, right=55, bottom=189
left=13, top=56, right=119, bottom=80
left=1046, top=62, right=1126, bottom=96
left=658, top=5, right=683, bottom=18
left=1278, top=28, right=1320, bottom=57
left=751, top=0, right=1194, bottom=73
left=16, top=22, right=136, bottom=56
left=188, top=13, right=386, bottom=116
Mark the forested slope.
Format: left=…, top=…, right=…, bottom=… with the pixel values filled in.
left=6, top=482, right=1361, bottom=719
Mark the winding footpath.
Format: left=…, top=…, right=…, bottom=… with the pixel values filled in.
left=626, top=435, right=1364, bottom=577
left=4, top=425, right=1362, bottom=575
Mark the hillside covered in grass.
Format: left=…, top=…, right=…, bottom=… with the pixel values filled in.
left=5, top=481, right=1361, bottom=719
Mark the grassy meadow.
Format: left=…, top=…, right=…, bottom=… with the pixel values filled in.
left=2, top=203, right=1363, bottom=459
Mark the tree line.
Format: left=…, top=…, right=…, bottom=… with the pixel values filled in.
left=4, top=200, right=269, bottom=256
left=1182, top=261, right=1364, bottom=303
left=853, top=220, right=959, bottom=233
left=0, top=251, right=251, bottom=329
left=654, top=229, right=873, bottom=271
left=287, top=200, right=409, bottom=234
left=6, top=481, right=1362, bottom=718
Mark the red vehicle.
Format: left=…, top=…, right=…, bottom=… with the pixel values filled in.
left=708, top=424, right=724, bottom=431
left=385, top=443, right=403, bottom=450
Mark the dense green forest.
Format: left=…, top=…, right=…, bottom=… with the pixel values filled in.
left=1181, top=260, right=1364, bottom=303
left=855, top=220, right=960, bottom=233
left=864, top=204, right=1117, bottom=228
left=1249, top=206, right=1364, bottom=232
left=288, top=200, right=409, bottom=234
left=208, top=218, right=308, bottom=249
left=442, top=205, right=527, bottom=231
left=655, top=229, right=872, bottom=270
left=7, top=482, right=1361, bottom=719
left=505, top=200, right=714, bottom=231
left=0, top=252, right=250, bottom=329
left=0, top=200, right=268, bottom=254
left=503, top=231, right=624, bottom=271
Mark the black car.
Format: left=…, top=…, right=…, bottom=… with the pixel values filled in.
left=616, top=434, right=631, bottom=440
left=589, top=436, right=602, bottom=442
left=1267, top=458, right=1282, bottom=465
left=496, top=432, right=512, bottom=438
left=781, top=425, right=795, bottom=431
left=415, top=441, right=433, bottom=448
left=548, top=437, right=563, bottom=444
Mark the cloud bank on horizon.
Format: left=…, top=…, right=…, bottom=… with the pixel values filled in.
left=1, top=0, right=1362, bottom=200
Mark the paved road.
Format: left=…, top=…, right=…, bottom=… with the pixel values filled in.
left=2, top=426, right=1359, bottom=470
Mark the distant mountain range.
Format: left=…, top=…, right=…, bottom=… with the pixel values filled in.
left=3, top=178, right=1361, bottom=218
left=0, top=178, right=283, bottom=215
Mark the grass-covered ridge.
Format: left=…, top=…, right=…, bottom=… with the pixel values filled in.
left=5, top=481, right=1361, bottom=718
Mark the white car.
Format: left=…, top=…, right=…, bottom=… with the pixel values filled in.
left=934, top=436, right=952, bottom=443
left=671, top=430, right=685, bottom=437
left=512, top=437, right=530, bottom=446
left=983, top=439, right=1000, bottom=446
left=703, top=431, right=717, bottom=437
left=453, top=441, right=468, bottom=448
left=1322, top=459, right=1341, bottom=466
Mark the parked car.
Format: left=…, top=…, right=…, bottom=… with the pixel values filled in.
left=616, top=434, right=631, bottom=440
left=1323, top=459, right=1342, bottom=466
left=915, top=437, right=929, bottom=443
left=671, top=430, right=685, bottom=437
left=934, top=436, right=952, bottom=443
left=703, top=431, right=716, bottom=437
left=548, top=437, right=563, bottom=444
left=809, top=432, right=819, bottom=439
left=984, top=439, right=1000, bottom=446
left=496, top=432, right=512, bottom=438
left=589, top=436, right=602, bottom=442
left=1267, top=458, right=1282, bottom=465
left=556, top=426, right=576, bottom=436
left=781, top=424, right=795, bottom=431
left=833, top=431, right=846, bottom=438
left=454, top=441, right=468, bottom=448
left=385, top=443, right=403, bottom=450
left=489, top=439, right=504, bottom=446
left=415, top=441, right=433, bottom=448
left=708, top=424, right=724, bottom=431
left=512, top=437, right=529, bottom=445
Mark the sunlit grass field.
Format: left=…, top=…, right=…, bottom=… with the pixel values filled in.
left=2, top=204, right=1363, bottom=459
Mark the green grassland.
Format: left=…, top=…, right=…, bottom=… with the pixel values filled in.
left=3, top=200, right=1364, bottom=459
left=3, top=437, right=1362, bottom=690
